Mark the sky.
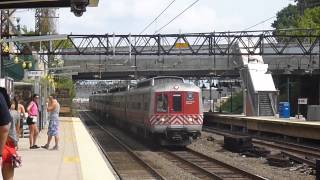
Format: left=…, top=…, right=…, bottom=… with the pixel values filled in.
left=14, top=0, right=293, bottom=35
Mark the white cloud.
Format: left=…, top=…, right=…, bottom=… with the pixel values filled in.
left=14, top=0, right=291, bottom=34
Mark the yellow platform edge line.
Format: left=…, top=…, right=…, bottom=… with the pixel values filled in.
left=72, top=117, right=116, bottom=180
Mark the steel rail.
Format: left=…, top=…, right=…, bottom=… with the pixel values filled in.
left=79, top=112, right=122, bottom=179
left=161, top=148, right=267, bottom=180
left=80, top=111, right=166, bottom=180
left=281, top=151, right=316, bottom=168
left=203, top=127, right=320, bottom=162
left=252, top=140, right=320, bottom=159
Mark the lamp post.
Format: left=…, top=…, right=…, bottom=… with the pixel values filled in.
left=0, top=11, right=3, bottom=78
left=284, top=67, right=292, bottom=107
left=201, top=83, right=206, bottom=106
left=230, top=81, right=233, bottom=113
left=217, top=87, right=223, bottom=113
left=209, top=78, right=213, bottom=112
left=287, top=76, right=290, bottom=103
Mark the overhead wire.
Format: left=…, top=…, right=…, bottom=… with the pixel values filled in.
left=139, top=0, right=177, bottom=35
left=154, top=0, right=200, bottom=34
left=242, top=15, right=276, bottom=31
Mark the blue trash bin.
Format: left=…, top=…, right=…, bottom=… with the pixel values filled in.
left=279, top=102, right=290, bottom=118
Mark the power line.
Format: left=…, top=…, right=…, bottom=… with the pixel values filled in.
left=139, top=0, right=176, bottom=35
left=243, top=16, right=276, bottom=31
left=154, top=0, right=200, bottom=34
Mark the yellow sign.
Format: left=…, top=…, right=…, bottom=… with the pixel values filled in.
left=175, top=42, right=189, bottom=48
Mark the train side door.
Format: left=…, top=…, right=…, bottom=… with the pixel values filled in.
left=169, top=92, right=184, bottom=114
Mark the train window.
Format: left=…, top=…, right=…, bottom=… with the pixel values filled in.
left=173, top=94, right=182, bottom=112
left=157, top=93, right=168, bottom=112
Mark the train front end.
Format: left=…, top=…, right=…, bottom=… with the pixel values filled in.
left=149, top=83, right=203, bottom=146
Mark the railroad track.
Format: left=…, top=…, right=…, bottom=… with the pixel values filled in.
left=159, top=148, right=267, bottom=180
left=79, top=111, right=165, bottom=180
left=203, top=127, right=320, bottom=166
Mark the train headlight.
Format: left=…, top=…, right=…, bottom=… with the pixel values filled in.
left=188, top=117, right=193, bottom=122
left=160, top=117, right=166, bottom=122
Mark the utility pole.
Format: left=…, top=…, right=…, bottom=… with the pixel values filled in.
left=0, top=11, right=3, bottom=78
left=0, top=10, right=16, bottom=78
left=0, top=10, right=8, bottom=78
left=35, top=8, right=59, bottom=130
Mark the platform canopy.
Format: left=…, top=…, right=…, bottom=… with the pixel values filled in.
left=0, top=0, right=99, bottom=9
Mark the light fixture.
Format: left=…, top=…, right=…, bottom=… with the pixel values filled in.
left=22, top=62, right=26, bottom=69
left=22, top=61, right=32, bottom=69
left=3, top=46, right=9, bottom=53
left=28, top=62, right=32, bottom=69
left=14, top=56, right=19, bottom=64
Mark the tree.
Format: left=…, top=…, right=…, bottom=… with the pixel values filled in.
left=295, top=0, right=320, bottom=13
left=297, top=7, right=320, bottom=31
left=272, top=4, right=300, bottom=29
left=55, top=77, right=76, bottom=99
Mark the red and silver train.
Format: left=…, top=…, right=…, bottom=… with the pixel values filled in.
left=89, top=76, right=203, bottom=146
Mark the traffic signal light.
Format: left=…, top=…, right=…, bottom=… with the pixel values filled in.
left=22, top=61, right=32, bottom=69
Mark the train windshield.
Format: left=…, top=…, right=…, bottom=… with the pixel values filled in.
left=157, top=93, right=168, bottom=112
left=173, top=94, right=182, bottom=112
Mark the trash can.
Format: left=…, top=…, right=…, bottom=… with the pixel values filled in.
left=279, top=102, right=290, bottom=118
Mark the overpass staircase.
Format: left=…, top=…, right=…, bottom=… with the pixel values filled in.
left=233, top=44, right=278, bottom=116
left=259, top=92, right=275, bottom=116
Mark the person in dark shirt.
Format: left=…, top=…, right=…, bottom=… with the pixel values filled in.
left=0, top=87, right=11, bottom=170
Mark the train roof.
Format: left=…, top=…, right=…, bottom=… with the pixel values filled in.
left=90, top=76, right=191, bottom=96
left=137, top=76, right=184, bottom=88
left=152, top=81, right=200, bottom=92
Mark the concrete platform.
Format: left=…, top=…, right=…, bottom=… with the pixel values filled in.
left=14, top=117, right=117, bottom=180
left=205, top=113, right=320, bottom=141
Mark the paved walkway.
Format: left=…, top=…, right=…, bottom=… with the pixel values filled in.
left=13, top=117, right=117, bottom=180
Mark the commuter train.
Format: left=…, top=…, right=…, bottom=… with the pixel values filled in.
left=89, top=76, right=203, bottom=146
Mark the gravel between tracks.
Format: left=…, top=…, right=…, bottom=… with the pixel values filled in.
left=101, top=124, right=201, bottom=180
left=188, top=131, right=315, bottom=180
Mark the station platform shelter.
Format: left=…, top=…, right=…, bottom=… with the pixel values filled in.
left=13, top=117, right=118, bottom=180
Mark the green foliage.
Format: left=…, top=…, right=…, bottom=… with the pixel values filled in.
left=55, top=77, right=76, bottom=99
left=297, top=7, right=320, bottom=32
left=40, top=75, right=55, bottom=90
left=272, top=4, right=300, bottom=29
left=273, top=2, right=320, bottom=32
left=295, top=0, right=320, bottom=9
left=221, top=91, right=243, bottom=114
left=53, top=39, right=74, bottom=49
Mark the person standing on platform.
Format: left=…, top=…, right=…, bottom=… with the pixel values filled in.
left=0, top=88, right=12, bottom=178
left=42, top=94, right=60, bottom=150
left=2, top=100, right=20, bottom=180
left=26, top=94, right=40, bottom=149
left=17, top=100, right=26, bottom=138
left=9, top=100, right=19, bottom=142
